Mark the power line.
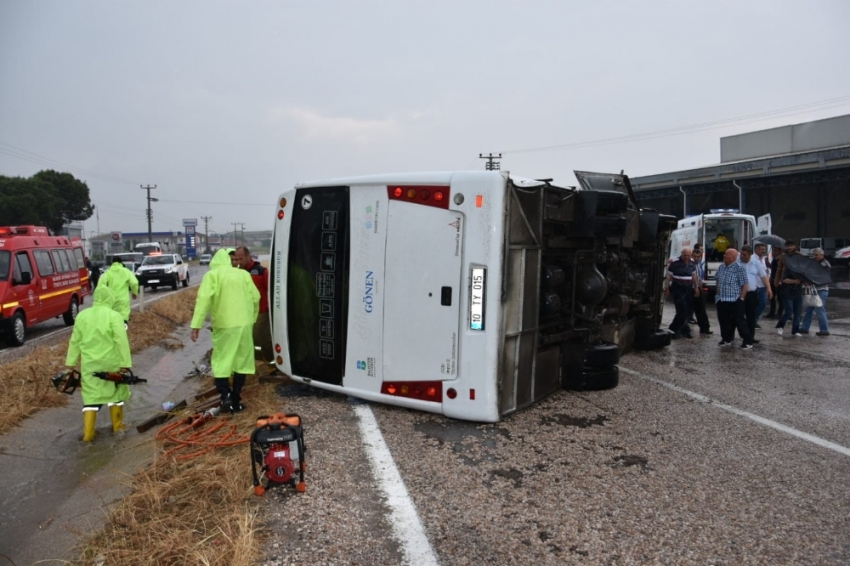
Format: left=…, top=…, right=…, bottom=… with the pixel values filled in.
left=0, top=142, right=138, bottom=186
left=501, top=94, right=850, bottom=155
left=158, top=198, right=269, bottom=206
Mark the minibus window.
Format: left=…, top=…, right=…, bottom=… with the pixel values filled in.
left=73, top=248, right=85, bottom=269
left=34, top=250, right=55, bottom=276
left=0, top=251, right=10, bottom=281
left=14, top=252, right=34, bottom=285
left=52, top=249, right=72, bottom=273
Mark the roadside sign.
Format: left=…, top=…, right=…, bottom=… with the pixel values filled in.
left=182, top=218, right=198, bottom=227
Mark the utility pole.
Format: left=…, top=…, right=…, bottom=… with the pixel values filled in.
left=479, top=153, right=502, bottom=171
left=231, top=222, right=240, bottom=247
left=201, top=215, right=212, bottom=252
left=238, top=222, right=246, bottom=249
left=141, top=184, right=158, bottom=242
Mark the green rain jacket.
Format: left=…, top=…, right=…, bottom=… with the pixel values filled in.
left=65, top=285, right=133, bottom=406
left=99, top=262, right=139, bottom=321
left=191, top=249, right=260, bottom=377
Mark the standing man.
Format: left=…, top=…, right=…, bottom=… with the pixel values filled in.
left=753, top=243, right=771, bottom=326
left=190, top=249, right=260, bottom=413
left=65, top=285, right=133, bottom=441
left=665, top=247, right=699, bottom=339
left=739, top=246, right=771, bottom=343
left=99, top=257, right=139, bottom=324
left=690, top=246, right=713, bottom=335
left=715, top=248, right=753, bottom=349
left=766, top=247, right=784, bottom=319
left=234, top=246, right=272, bottom=361
left=774, top=240, right=803, bottom=337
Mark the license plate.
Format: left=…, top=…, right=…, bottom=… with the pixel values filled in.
left=470, top=267, right=485, bottom=330
left=148, top=279, right=160, bottom=284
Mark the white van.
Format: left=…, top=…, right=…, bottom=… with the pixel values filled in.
left=799, top=237, right=848, bottom=259
left=669, top=210, right=771, bottom=294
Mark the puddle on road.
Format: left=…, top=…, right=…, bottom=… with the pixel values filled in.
left=414, top=419, right=511, bottom=466
left=539, top=413, right=608, bottom=428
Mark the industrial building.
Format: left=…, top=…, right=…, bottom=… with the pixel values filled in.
left=631, top=114, right=850, bottom=243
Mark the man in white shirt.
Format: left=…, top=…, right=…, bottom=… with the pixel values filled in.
left=753, top=243, right=772, bottom=327
left=739, top=245, right=772, bottom=342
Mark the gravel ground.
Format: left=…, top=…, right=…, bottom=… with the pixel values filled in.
left=259, top=298, right=850, bottom=566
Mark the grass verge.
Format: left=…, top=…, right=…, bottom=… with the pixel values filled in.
left=0, top=288, right=199, bottom=435
left=75, top=366, right=285, bottom=566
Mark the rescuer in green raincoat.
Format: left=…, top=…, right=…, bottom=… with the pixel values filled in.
left=65, top=284, right=133, bottom=441
left=190, top=249, right=260, bottom=412
left=99, top=257, right=140, bottom=322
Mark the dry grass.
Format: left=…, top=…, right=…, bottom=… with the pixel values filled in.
left=0, top=344, right=70, bottom=433
left=0, top=288, right=200, bottom=435
left=75, top=369, right=286, bottom=566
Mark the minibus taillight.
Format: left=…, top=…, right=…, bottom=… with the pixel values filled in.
left=387, top=186, right=450, bottom=210
left=381, top=381, right=443, bottom=403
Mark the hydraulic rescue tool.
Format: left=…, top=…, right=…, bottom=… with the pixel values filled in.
left=93, top=369, right=147, bottom=385
left=251, top=413, right=307, bottom=496
left=51, top=369, right=81, bottom=395
left=51, top=369, right=146, bottom=395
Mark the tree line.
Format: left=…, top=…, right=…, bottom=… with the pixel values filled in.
left=0, top=170, right=95, bottom=234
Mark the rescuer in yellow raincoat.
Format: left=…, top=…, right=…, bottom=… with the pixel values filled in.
left=65, top=284, right=133, bottom=441
left=190, top=249, right=260, bottom=412
left=99, top=257, right=140, bottom=322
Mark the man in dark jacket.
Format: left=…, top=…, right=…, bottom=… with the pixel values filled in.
left=234, top=246, right=272, bottom=361
left=665, top=248, right=700, bottom=339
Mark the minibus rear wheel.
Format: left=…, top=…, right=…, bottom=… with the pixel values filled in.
left=63, top=297, right=79, bottom=326
left=6, top=312, right=26, bottom=347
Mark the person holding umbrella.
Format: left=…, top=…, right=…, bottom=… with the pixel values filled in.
left=774, top=240, right=804, bottom=337
left=799, top=247, right=831, bottom=337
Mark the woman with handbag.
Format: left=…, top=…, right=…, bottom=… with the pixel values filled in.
left=800, top=248, right=830, bottom=336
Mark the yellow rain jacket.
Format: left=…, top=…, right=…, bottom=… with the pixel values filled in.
left=191, top=249, right=260, bottom=377
left=65, top=285, right=132, bottom=406
left=99, top=262, right=140, bottom=321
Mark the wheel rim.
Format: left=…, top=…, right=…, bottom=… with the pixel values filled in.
left=71, top=300, right=78, bottom=320
left=14, top=317, right=25, bottom=343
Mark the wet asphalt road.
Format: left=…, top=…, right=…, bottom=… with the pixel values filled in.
left=261, top=297, right=850, bottom=566
left=1, top=282, right=848, bottom=565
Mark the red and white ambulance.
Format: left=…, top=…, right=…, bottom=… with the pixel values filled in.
left=0, top=225, right=90, bottom=346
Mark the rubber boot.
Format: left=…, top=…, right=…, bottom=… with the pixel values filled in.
left=215, top=378, right=233, bottom=413
left=231, top=373, right=246, bottom=413
left=110, top=404, right=128, bottom=432
left=82, top=410, right=97, bottom=442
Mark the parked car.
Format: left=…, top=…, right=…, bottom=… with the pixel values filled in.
left=799, top=237, right=849, bottom=259
left=135, top=253, right=189, bottom=291
left=199, top=253, right=212, bottom=265
left=833, top=246, right=850, bottom=266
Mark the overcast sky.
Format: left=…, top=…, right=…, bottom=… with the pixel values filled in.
left=2, top=0, right=849, bottom=236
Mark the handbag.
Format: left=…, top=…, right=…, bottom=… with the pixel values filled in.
left=802, top=284, right=822, bottom=308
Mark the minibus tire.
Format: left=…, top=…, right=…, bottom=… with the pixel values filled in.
left=584, top=342, right=620, bottom=367
left=63, top=297, right=79, bottom=326
left=171, top=277, right=178, bottom=290
left=6, top=312, right=26, bottom=347
left=634, top=330, right=671, bottom=350
left=182, top=273, right=189, bottom=288
left=582, top=365, right=619, bottom=390
left=562, top=364, right=619, bottom=391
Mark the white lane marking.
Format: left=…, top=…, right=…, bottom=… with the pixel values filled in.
left=354, top=404, right=439, bottom=566
left=620, top=366, right=850, bottom=458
